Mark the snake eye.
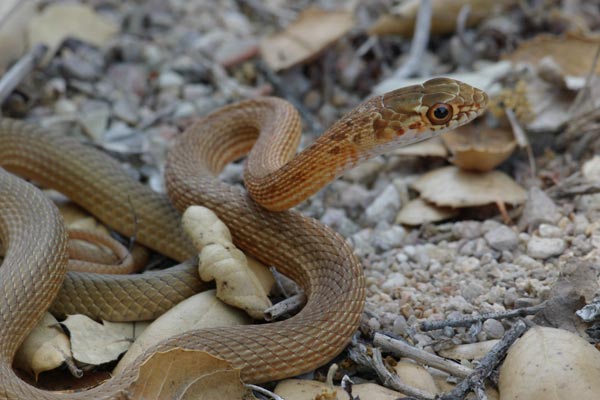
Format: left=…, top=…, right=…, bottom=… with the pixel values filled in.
left=427, top=103, right=452, bottom=125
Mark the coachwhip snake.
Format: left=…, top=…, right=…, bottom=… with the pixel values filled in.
left=0, top=78, right=486, bottom=398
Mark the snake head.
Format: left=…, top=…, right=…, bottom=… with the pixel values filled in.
left=368, top=78, right=488, bottom=150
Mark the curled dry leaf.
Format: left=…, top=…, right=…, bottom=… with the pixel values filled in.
left=113, top=290, right=250, bottom=375
left=396, top=198, right=458, bottom=226
left=506, top=33, right=600, bottom=78
left=442, top=125, right=517, bottom=172
left=369, top=0, right=516, bottom=36
left=437, top=340, right=500, bottom=361
left=62, top=315, right=131, bottom=365
left=260, top=7, right=353, bottom=71
left=393, top=360, right=439, bottom=396
left=182, top=206, right=272, bottom=319
left=27, top=3, right=118, bottom=63
left=274, top=379, right=404, bottom=400
left=413, top=166, right=527, bottom=208
left=499, top=327, right=600, bottom=400
left=14, top=312, right=72, bottom=380
left=129, top=349, right=254, bottom=400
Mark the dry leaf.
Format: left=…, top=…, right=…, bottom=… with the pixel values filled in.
left=499, top=327, right=600, bottom=400
left=396, top=198, right=458, bottom=225
left=182, top=206, right=272, bottom=319
left=394, top=360, right=439, bottom=396
left=15, top=312, right=72, bottom=379
left=28, top=3, right=118, bottom=62
left=114, top=290, right=250, bottom=375
left=260, top=8, right=353, bottom=71
left=369, top=0, right=516, bottom=36
left=413, top=166, right=527, bottom=207
left=437, top=340, right=499, bottom=361
left=506, top=33, right=600, bottom=78
left=392, top=137, right=448, bottom=157
left=274, top=379, right=404, bottom=400
left=442, top=125, right=517, bottom=172
left=62, top=315, right=131, bottom=365
left=130, top=349, right=254, bottom=400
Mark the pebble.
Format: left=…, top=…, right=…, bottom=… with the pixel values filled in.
left=482, top=319, right=505, bottom=339
left=452, top=221, right=482, bottom=239
left=112, top=97, right=139, bottom=124
left=320, top=208, right=360, bottom=237
left=381, top=272, right=406, bottom=294
left=364, top=184, right=401, bottom=225
left=392, top=315, right=410, bottom=336
left=343, top=157, right=385, bottom=184
left=526, top=237, right=567, bottom=259
left=339, top=183, right=374, bottom=209
left=484, top=225, right=518, bottom=251
left=519, top=187, right=561, bottom=230
left=538, top=224, right=562, bottom=238
left=372, top=225, right=406, bottom=252
left=183, top=84, right=213, bottom=101
left=461, top=281, right=485, bottom=302
left=158, top=70, right=185, bottom=89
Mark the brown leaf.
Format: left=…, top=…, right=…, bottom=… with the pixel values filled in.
left=260, top=8, right=353, bottom=71
left=130, top=349, right=254, bottom=400
left=506, top=33, right=600, bottom=77
left=369, top=0, right=516, bottom=36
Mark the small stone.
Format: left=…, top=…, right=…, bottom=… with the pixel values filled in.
left=526, top=237, right=567, bottom=259
left=60, top=54, right=101, bottom=81
left=339, top=184, right=374, bottom=209
left=112, top=97, right=139, bottom=125
left=54, top=99, right=78, bottom=115
left=484, top=225, right=518, bottom=251
left=392, top=316, right=410, bottom=336
left=173, top=102, right=196, bottom=119
left=158, top=71, right=185, bottom=89
left=320, top=208, right=360, bottom=237
left=215, top=38, right=258, bottom=67
left=452, top=221, right=482, bottom=239
left=482, top=319, right=505, bottom=339
left=461, top=281, right=485, bottom=302
left=538, top=224, right=562, bottom=238
left=182, top=84, right=213, bottom=101
left=519, top=187, right=561, bottom=230
left=107, top=63, right=148, bottom=97
left=343, top=157, right=385, bottom=184
left=372, top=225, right=405, bottom=252
left=79, top=108, right=110, bottom=141
left=381, top=272, right=406, bottom=293
left=364, top=184, right=401, bottom=225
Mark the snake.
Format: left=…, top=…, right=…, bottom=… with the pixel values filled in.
left=0, top=77, right=487, bottom=399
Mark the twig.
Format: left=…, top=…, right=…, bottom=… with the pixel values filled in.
left=0, top=44, right=48, bottom=104
left=420, top=302, right=546, bottom=331
left=64, top=356, right=83, bottom=378
left=264, top=293, right=306, bottom=321
left=246, top=384, right=285, bottom=400
left=393, top=0, right=432, bottom=79
left=372, top=347, right=435, bottom=400
left=505, top=107, right=535, bottom=179
left=438, top=320, right=528, bottom=400
left=373, top=333, right=473, bottom=379
left=456, top=5, right=472, bottom=48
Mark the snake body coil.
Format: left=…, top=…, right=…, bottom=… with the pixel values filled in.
left=0, top=78, right=486, bottom=399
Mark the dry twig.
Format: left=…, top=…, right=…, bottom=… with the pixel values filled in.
left=438, top=320, right=528, bottom=400
left=420, top=302, right=546, bottom=331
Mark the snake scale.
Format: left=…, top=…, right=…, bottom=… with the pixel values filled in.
left=0, top=78, right=486, bottom=398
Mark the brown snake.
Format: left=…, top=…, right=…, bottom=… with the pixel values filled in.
left=0, top=78, right=486, bottom=398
